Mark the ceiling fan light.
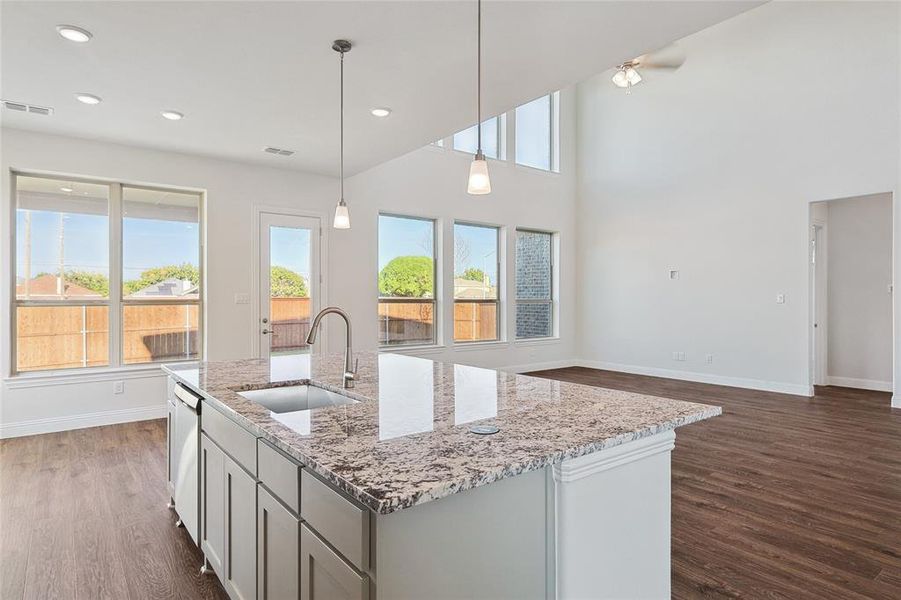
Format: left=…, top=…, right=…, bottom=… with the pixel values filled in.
left=626, top=66, right=642, bottom=85
left=333, top=200, right=350, bottom=229
left=467, top=154, right=491, bottom=195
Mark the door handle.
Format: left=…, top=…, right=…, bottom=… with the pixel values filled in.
left=262, top=329, right=272, bottom=335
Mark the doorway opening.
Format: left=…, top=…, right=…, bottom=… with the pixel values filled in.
left=809, top=193, right=893, bottom=395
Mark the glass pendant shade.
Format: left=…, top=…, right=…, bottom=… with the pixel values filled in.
left=333, top=200, right=350, bottom=229
left=467, top=154, right=491, bottom=195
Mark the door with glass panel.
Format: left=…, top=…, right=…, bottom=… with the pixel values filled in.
left=258, top=213, right=320, bottom=359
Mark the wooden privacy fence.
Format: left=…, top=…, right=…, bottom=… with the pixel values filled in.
left=16, top=296, right=496, bottom=371
left=16, top=304, right=199, bottom=371
left=269, top=297, right=312, bottom=353
left=378, top=299, right=497, bottom=344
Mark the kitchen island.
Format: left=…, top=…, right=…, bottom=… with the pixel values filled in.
left=164, top=352, right=720, bottom=600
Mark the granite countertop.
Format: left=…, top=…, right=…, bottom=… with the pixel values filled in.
left=163, top=352, right=720, bottom=514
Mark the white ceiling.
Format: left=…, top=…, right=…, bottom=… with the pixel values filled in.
left=1, top=1, right=762, bottom=176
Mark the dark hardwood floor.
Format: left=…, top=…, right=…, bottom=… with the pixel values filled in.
left=0, top=419, right=228, bottom=600
left=530, top=368, right=901, bottom=600
left=1, top=370, right=899, bottom=599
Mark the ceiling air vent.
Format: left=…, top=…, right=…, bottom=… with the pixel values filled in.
left=2, top=99, right=54, bottom=116
left=263, top=146, right=295, bottom=157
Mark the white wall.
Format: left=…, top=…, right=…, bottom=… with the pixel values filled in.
left=822, top=194, right=893, bottom=390
left=575, top=1, right=900, bottom=396
left=0, top=89, right=577, bottom=435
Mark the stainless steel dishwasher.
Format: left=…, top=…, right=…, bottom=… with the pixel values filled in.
left=172, top=383, right=202, bottom=546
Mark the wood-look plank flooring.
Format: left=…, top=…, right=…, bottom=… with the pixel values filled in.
left=2, top=371, right=899, bottom=599
left=529, top=367, right=901, bottom=600
left=0, top=419, right=227, bottom=600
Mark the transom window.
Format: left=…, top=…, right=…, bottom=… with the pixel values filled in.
left=454, top=222, right=500, bottom=342
left=515, top=92, right=559, bottom=172
left=452, top=116, right=504, bottom=160
left=378, top=214, right=437, bottom=347
left=515, top=229, right=554, bottom=339
left=12, top=173, right=203, bottom=373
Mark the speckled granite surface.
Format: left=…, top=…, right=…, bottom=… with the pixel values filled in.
left=163, top=352, right=720, bottom=514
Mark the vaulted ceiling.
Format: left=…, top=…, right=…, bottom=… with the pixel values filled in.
left=1, top=1, right=762, bottom=175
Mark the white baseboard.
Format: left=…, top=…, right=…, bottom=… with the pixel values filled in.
left=502, top=359, right=575, bottom=374
left=825, top=376, right=892, bottom=393
left=578, top=360, right=813, bottom=397
left=893, top=395, right=900, bottom=409
left=0, top=405, right=166, bottom=439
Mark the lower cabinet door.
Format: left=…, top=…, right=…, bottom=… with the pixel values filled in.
left=201, top=434, right=226, bottom=577
left=224, top=458, right=257, bottom=600
left=300, top=524, right=369, bottom=600
left=166, top=401, right=176, bottom=497
left=258, top=485, right=301, bottom=600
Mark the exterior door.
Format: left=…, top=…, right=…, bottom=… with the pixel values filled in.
left=258, top=213, right=320, bottom=359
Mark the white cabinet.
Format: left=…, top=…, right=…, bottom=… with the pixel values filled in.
left=202, top=432, right=258, bottom=600
left=257, top=485, right=301, bottom=600
left=225, top=459, right=257, bottom=600
left=166, top=399, right=176, bottom=499
left=201, top=433, right=226, bottom=577
left=300, top=524, right=368, bottom=600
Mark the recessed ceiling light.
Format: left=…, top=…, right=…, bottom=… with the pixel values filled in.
left=75, top=93, right=102, bottom=105
left=370, top=107, right=391, bottom=117
left=57, top=25, right=92, bottom=43
left=60, top=186, right=73, bottom=192
left=161, top=110, right=184, bottom=121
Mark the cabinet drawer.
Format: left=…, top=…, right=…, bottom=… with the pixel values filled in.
left=301, top=470, right=369, bottom=571
left=202, top=402, right=257, bottom=476
left=301, top=524, right=369, bottom=600
left=258, top=439, right=302, bottom=515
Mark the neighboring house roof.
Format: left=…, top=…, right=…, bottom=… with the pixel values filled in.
left=15, top=274, right=101, bottom=299
left=129, top=278, right=197, bottom=298
left=453, top=277, right=497, bottom=299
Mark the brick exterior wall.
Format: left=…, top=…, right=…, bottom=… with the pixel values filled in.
left=515, top=230, right=553, bottom=338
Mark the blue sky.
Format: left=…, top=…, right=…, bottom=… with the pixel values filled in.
left=16, top=210, right=198, bottom=281
left=378, top=215, right=497, bottom=284
left=270, top=226, right=310, bottom=281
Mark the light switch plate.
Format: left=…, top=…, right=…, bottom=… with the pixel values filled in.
left=234, top=293, right=250, bottom=304
left=776, top=294, right=785, bottom=304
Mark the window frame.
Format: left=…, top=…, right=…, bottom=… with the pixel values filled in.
left=9, top=171, right=205, bottom=376
left=453, top=220, right=502, bottom=344
left=514, top=91, right=560, bottom=173
left=514, top=228, right=556, bottom=341
left=377, top=212, right=440, bottom=349
left=451, top=114, right=506, bottom=161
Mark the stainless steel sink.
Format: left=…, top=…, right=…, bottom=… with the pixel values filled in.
left=237, top=385, right=358, bottom=413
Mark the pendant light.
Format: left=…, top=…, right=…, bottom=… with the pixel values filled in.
left=467, top=0, right=491, bottom=195
left=333, top=39, right=352, bottom=229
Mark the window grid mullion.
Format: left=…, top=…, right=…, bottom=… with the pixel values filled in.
left=109, top=183, right=123, bottom=368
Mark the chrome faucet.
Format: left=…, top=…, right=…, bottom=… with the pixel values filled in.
left=305, top=306, right=357, bottom=388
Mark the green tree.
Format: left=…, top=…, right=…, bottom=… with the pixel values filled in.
left=124, top=263, right=199, bottom=295
left=460, top=267, right=486, bottom=282
left=270, top=266, right=308, bottom=298
left=378, top=256, right=433, bottom=298
left=64, top=270, right=110, bottom=295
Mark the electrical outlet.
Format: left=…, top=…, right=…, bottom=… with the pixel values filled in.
left=679, top=352, right=686, bottom=361
left=672, top=352, right=686, bottom=361
left=113, top=381, right=124, bottom=394
left=776, top=293, right=785, bottom=304
left=705, top=354, right=713, bottom=364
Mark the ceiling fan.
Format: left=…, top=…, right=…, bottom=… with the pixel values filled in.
left=612, top=45, right=686, bottom=94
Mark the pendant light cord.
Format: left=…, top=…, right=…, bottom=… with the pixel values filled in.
left=340, top=48, right=345, bottom=201
left=476, top=0, right=482, bottom=155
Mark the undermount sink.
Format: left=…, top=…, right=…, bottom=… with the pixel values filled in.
left=238, top=385, right=358, bottom=413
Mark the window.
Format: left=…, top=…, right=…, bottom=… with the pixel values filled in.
left=515, top=93, right=559, bottom=172
left=378, top=214, right=437, bottom=346
left=122, top=186, right=201, bottom=364
left=454, top=222, right=499, bottom=342
left=11, top=173, right=203, bottom=374
left=453, top=116, right=503, bottom=159
left=515, top=229, right=554, bottom=339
